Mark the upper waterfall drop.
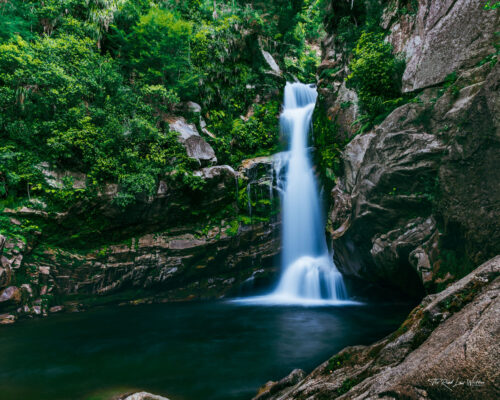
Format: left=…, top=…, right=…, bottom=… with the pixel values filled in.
left=234, top=82, right=352, bottom=306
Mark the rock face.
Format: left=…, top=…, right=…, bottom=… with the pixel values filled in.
left=320, top=0, right=500, bottom=296
left=253, top=369, right=306, bottom=400
left=255, top=255, right=500, bottom=400
left=329, top=61, right=499, bottom=297
left=20, top=218, right=280, bottom=302
left=400, top=0, right=499, bottom=92
left=46, top=164, right=239, bottom=234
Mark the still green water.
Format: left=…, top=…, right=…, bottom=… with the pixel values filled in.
left=0, top=301, right=413, bottom=400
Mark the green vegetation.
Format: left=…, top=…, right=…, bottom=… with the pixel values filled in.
left=0, top=0, right=325, bottom=245
left=325, top=351, right=353, bottom=374
left=312, top=104, right=343, bottom=186
left=311, top=0, right=409, bottom=183
left=346, top=31, right=406, bottom=128
left=337, top=377, right=363, bottom=395
left=484, top=0, right=500, bottom=11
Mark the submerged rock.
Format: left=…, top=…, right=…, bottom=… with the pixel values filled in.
left=118, top=392, right=170, bottom=400
left=0, top=313, right=15, bottom=325
left=257, top=255, right=500, bottom=399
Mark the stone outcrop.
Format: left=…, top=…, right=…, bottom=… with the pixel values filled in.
left=29, top=164, right=239, bottom=235
left=261, top=49, right=282, bottom=77
left=254, top=255, right=500, bottom=400
left=20, top=218, right=280, bottom=300
left=167, top=116, right=217, bottom=165
left=253, top=369, right=306, bottom=400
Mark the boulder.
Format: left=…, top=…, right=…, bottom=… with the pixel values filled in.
left=0, top=313, right=15, bottom=325
left=36, top=162, right=87, bottom=189
left=186, top=101, right=201, bottom=114
left=370, top=217, right=436, bottom=297
left=238, top=154, right=285, bottom=217
left=167, top=116, right=217, bottom=165
left=0, top=286, right=21, bottom=304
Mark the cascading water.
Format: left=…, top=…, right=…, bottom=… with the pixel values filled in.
left=235, top=82, right=351, bottom=305
left=271, top=82, right=347, bottom=303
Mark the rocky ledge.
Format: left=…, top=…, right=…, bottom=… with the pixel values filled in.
left=0, top=154, right=283, bottom=324
left=253, top=255, right=500, bottom=400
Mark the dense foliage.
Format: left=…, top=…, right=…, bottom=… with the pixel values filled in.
left=346, top=31, right=405, bottom=126
left=0, top=0, right=323, bottom=217
left=313, top=0, right=410, bottom=186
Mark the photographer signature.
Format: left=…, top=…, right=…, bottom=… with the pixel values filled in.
left=428, top=376, right=485, bottom=391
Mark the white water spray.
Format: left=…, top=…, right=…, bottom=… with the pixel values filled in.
left=235, top=82, right=351, bottom=306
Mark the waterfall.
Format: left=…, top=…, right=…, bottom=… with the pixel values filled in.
left=234, top=82, right=351, bottom=306
left=271, top=82, right=348, bottom=302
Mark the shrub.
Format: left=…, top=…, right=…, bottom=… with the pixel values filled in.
left=346, top=31, right=405, bottom=125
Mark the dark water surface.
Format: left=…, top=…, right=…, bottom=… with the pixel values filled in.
left=0, top=300, right=413, bottom=400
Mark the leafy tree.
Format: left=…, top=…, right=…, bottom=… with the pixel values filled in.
left=126, top=8, right=197, bottom=98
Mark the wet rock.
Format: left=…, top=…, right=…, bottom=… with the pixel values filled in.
left=329, top=61, right=500, bottom=295
left=253, top=369, right=306, bottom=400
left=19, top=216, right=281, bottom=303
left=0, top=286, right=21, bottom=304
left=370, top=217, right=436, bottom=296
left=0, top=313, right=15, bottom=325
left=239, top=155, right=276, bottom=181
